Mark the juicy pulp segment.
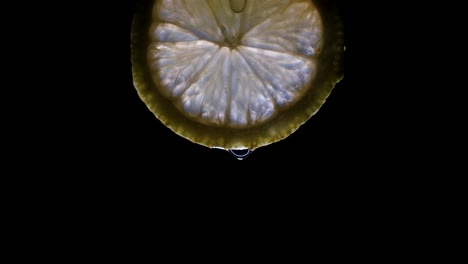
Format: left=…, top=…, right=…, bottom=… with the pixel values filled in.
left=149, top=0, right=323, bottom=127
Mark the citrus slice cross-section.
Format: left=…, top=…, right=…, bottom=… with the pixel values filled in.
left=132, top=0, right=344, bottom=150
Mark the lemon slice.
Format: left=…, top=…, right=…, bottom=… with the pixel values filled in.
left=132, top=0, right=344, bottom=150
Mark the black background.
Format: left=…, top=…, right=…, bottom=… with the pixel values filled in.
left=12, top=1, right=442, bottom=242
left=9, top=1, right=448, bottom=242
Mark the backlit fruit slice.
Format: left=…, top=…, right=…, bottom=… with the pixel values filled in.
left=132, top=0, right=344, bottom=150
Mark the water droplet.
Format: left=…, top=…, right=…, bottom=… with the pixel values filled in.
left=229, top=0, right=246, bottom=13
left=228, top=149, right=252, bottom=160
